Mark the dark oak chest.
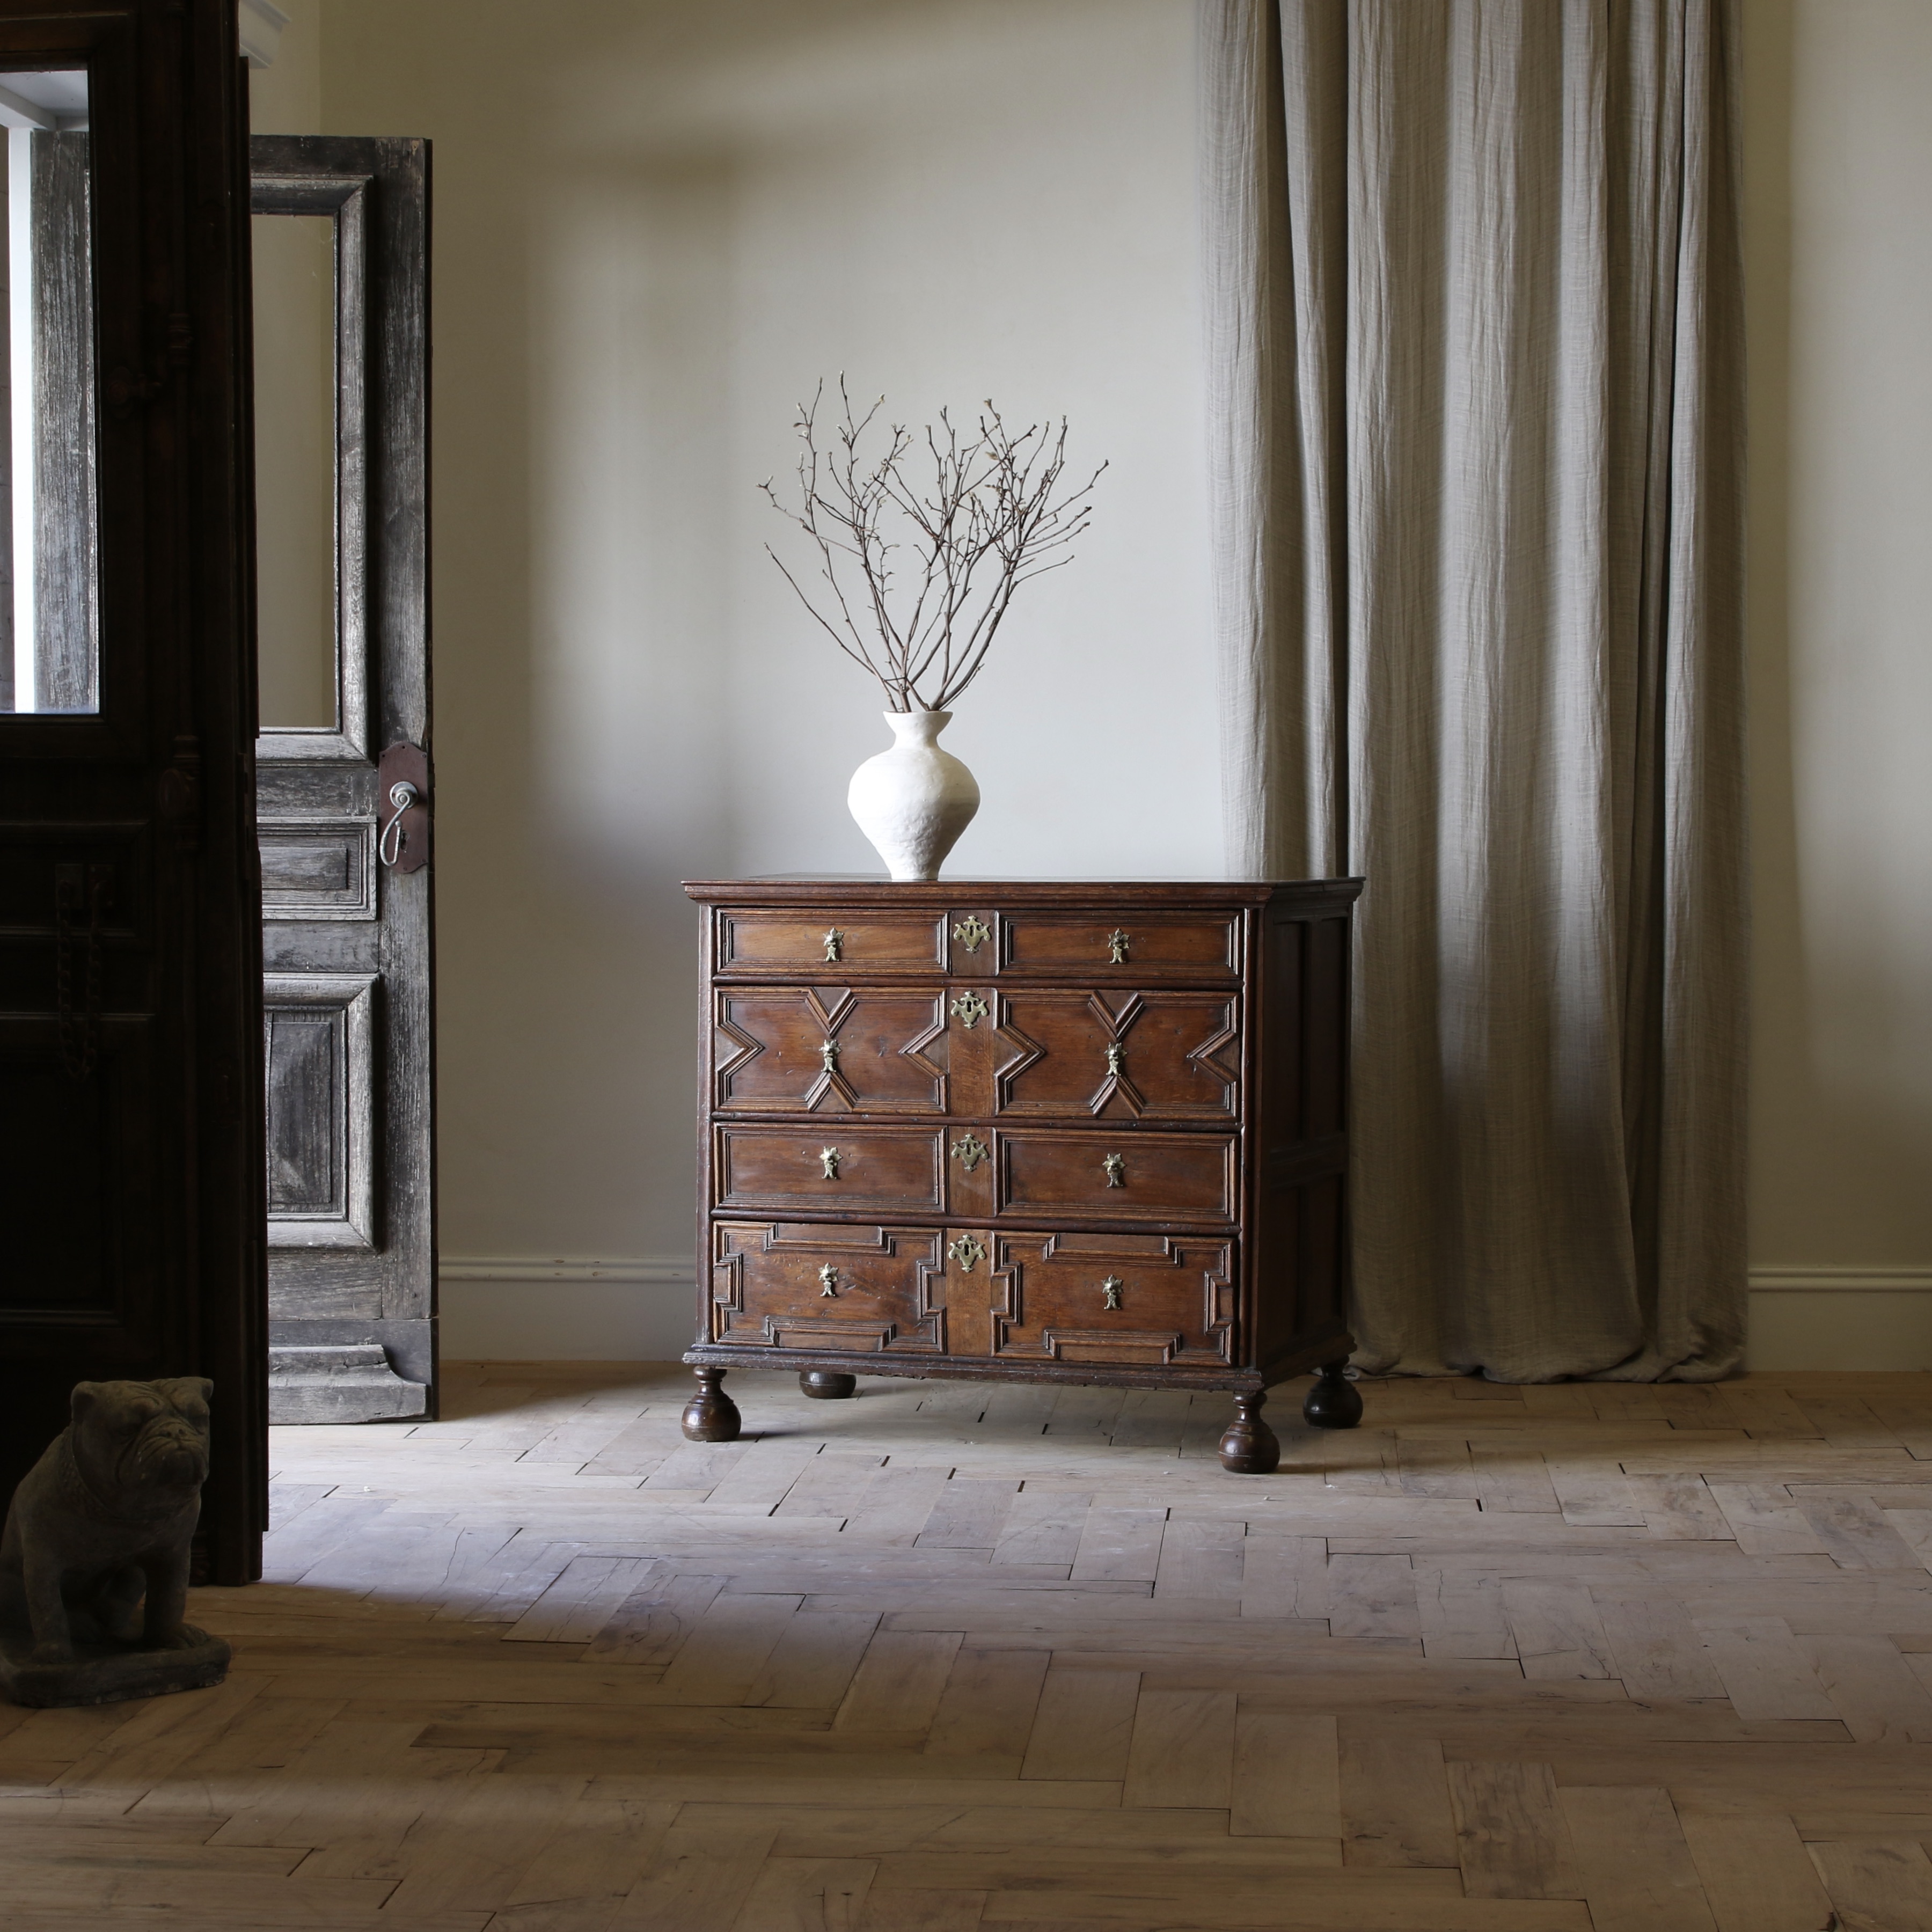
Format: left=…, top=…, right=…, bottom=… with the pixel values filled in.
left=679, top=877, right=1365, bottom=1471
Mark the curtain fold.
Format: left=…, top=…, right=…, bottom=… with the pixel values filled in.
left=1204, top=0, right=1746, bottom=1380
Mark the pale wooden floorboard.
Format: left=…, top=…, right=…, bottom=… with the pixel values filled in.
left=10, top=1361, right=1932, bottom=1926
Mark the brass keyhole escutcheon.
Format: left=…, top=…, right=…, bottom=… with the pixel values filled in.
left=821, top=1038, right=840, bottom=1074
left=1101, top=1276, right=1124, bottom=1310
left=953, top=915, right=991, bottom=954
left=1105, top=1043, right=1124, bottom=1078
left=819, top=1264, right=840, bottom=1297
left=950, top=990, right=989, bottom=1030
left=821, top=1146, right=841, bottom=1179
left=948, top=1234, right=986, bottom=1272
left=1102, top=1153, right=1125, bottom=1188
left=1107, top=928, right=1130, bottom=964
left=950, top=1132, right=989, bottom=1173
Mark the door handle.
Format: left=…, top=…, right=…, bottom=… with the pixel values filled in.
left=378, top=783, right=417, bottom=866
left=376, top=741, right=432, bottom=873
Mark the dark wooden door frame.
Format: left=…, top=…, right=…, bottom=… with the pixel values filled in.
left=0, top=0, right=267, bottom=1584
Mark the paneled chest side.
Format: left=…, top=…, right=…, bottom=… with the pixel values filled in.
left=680, top=877, right=1365, bottom=1474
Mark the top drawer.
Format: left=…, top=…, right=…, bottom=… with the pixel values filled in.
left=997, top=910, right=1242, bottom=980
left=717, top=910, right=947, bottom=976
left=710, top=903, right=1247, bottom=982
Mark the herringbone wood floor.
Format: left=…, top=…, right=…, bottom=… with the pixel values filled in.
left=9, top=1364, right=1932, bottom=1929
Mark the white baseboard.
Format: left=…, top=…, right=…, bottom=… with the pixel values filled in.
left=434, top=1256, right=1932, bottom=1371
left=1744, top=1269, right=1932, bottom=1371
left=440, top=1255, right=691, bottom=1284
left=1748, top=1267, right=1932, bottom=1293
left=438, top=1257, right=693, bottom=1362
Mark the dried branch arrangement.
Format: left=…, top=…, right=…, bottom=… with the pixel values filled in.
left=761, top=380, right=1104, bottom=712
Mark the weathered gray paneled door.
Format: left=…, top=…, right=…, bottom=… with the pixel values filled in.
left=250, top=135, right=435, bottom=1423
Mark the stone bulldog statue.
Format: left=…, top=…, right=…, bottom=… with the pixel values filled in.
left=0, top=1379, right=231, bottom=1707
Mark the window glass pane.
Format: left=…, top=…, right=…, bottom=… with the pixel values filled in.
left=253, top=211, right=338, bottom=730
left=0, top=69, right=98, bottom=716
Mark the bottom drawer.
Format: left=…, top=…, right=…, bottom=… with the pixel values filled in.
left=709, top=1221, right=947, bottom=1353
left=980, top=1228, right=1236, bottom=1368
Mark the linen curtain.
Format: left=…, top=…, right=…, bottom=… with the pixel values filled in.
left=1203, top=0, right=1747, bottom=1380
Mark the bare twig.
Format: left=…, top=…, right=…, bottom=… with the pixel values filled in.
left=760, top=381, right=1103, bottom=711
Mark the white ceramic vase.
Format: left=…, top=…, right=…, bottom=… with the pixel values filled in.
left=847, top=709, right=980, bottom=881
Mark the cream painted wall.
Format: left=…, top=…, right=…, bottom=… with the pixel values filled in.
left=248, top=0, right=334, bottom=729
left=257, top=0, right=1219, bottom=1358
left=246, top=0, right=319, bottom=134
left=247, top=1, right=1932, bottom=1368
left=1741, top=0, right=1932, bottom=1366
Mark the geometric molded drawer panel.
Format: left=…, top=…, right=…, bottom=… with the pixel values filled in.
left=260, top=818, right=377, bottom=920
left=988, top=1228, right=1235, bottom=1367
left=993, top=990, right=1241, bottom=1121
left=713, top=987, right=949, bottom=1114
left=263, top=972, right=377, bottom=1250
left=708, top=1221, right=946, bottom=1353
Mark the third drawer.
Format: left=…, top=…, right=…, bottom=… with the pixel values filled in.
left=999, top=1129, right=1237, bottom=1222
left=714, top=1123, right=1237, bottom=1223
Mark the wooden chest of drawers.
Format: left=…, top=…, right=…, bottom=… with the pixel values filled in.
left=680, top=877, right=1365, bottom=1473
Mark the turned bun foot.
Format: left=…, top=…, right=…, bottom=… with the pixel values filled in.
left=1303, top=1358, right=1364, bottom=1429
left=681, top=1366, right=741, bottom=1443
left=799, top=1371, right=857, bottom=1400
left=1218, top=1389, right=1280, bottom=1475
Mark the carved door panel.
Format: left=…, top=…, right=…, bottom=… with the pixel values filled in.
left=994, top=991, right=1242, bottom=1121
left=251, top=136, right=434, bottom=1421
left=0, top=2, right=264, bottom=1583
left=713, top=988, right=950, bottom=1113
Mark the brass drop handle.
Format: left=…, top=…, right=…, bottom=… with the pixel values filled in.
left=1107, top=928, right=1130, bottom=964
left=1105, top=1043, right=1124, bottom=1078
left=821, top=1146, right=841, bottom=1179
left=1102, top=1153, right=1125, bottom=1188
left=821, top=1038, right=840, bottom=1074
left=823, top=927, right=845, bottom=962
left=1101, top=1276, right=1124, bottom=1310
left=819, top=1264, right=839, bottom=1297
